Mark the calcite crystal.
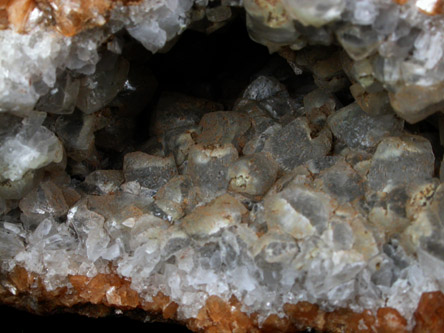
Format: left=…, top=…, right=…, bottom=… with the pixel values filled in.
left=1, top=0, right=444, bottom=332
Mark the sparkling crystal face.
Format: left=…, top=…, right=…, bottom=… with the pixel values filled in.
left=1, top=1, right=444, bottom=331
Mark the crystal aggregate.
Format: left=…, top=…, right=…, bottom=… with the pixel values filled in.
left=0, top=0, right=444, bottom=331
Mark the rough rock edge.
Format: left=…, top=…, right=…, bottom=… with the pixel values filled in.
left=1, top=266, right=443, bottom=332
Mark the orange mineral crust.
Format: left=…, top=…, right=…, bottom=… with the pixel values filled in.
left=1, top=0, right=142, bottom=34
left=1, top=266, right=443, bottom=332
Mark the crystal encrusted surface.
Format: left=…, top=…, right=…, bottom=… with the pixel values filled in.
left=3, top=1, right=444, bottom=122
left=1, top=1, right=444, bottom=332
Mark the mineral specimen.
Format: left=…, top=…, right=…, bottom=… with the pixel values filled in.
left=1, top=1, right=444, bottom=332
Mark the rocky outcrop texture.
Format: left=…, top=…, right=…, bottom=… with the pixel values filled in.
left=1, top=1, right=444, bottom=332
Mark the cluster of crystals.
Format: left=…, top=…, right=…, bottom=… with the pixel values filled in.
left=0, top=0, right=218, bottom=114
left=1, top=40, right=443, bottom=327
left=244, top=0, right=444, bottom=123
left=3, top=0, right=444, bottom=125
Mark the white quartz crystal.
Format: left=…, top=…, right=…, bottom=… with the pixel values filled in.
left=0, top=113, right=63, bottom=182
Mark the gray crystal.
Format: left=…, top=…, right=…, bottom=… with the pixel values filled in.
left=196, top=111, right=251, bottom=150
left=36, top=71, right=80, bottom=115
left=76, top=52, right=130, bottom=114
left=242, top=76, right=286, bottom=101
left=263, top=117, right=332, bottom=171
left=152, top=92, right=223, bottom=136
left=0, top=170, right=42, bottom=200
left=303, top=88, right=337, bottom=115
left=164, top=126, right=200, bottom=166
left=55, top=111, right=97, bottom=161
left=242, top=118, right=281, bottom=156
left=185, top=143, right=238, bottom=201
left=315, top=160, right=364, bottom=204
left=123, top=152, right=178, bottom=191
left=83, top=170, right=124, bottom=195
left=328, top=102, right=404, bottom=150
left=367, top=135, right=435, bottom=191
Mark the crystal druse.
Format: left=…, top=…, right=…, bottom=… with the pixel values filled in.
left=1, top=0, right=444, bottom=332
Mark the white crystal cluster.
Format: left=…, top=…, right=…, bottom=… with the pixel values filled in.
left=1, top=62, right=443, bottom=327
left=244, top=0, right=444, bottom=123
left=1, top=1, right=444, bottom=125
left=0, top=0, right=195, bottom=115
left=0, top=0, right=198, bottom=189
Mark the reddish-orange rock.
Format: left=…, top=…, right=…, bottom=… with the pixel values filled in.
left=414, top=291, right=444, bottom=333
left=261, top=314, right=297, bottom=333
left=9, top=266, right=35, bottom=292
left=7, top=0, right=34, bottom=31
left=40, top=0, right=113, bottom=36
left=284, top=301, right=326, bottom=331
left=2, top=266, right=444, bottom=332
left=377, top=308, right=408, bottom=333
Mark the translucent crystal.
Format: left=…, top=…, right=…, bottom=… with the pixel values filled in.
left=0, top=28, right=69, bottom=112
left=76, top=52, right=130, bottom=114
left=124, top=0, right=194, bottom=53
left=0, top=226, right=25, bottom=259
left=123, top=152, right=177, bottom=191
left=155, top=175, right=195, bottom=221
left=245, top=2, right=299, bottom=52
left=336, top=24, right=381, bottom=61
left=242, top=119, right=282, bottom=156
left=264, top=183, right=333, bottom=239
left=282, top=0, right=345, bottom=27
left=82, top=170, right=124, bottom=195
left=55, top=111, right=97, bottom=160
left=227, top=152, right=278, bottom=196
left=260, top=92, right=301, bottom=120
left=368, top=186, right=410, bottom=237
left=181, top=194, right=247, bottom=237
left=2, top=3, right=444, bottom=325
left=19, top=180, right=69, bottom=225
left=0, top=170, right=41, bottom=200
left=0, top=113, right=63, bottom=182
left=35, top=71, right=80, bottom=115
